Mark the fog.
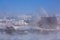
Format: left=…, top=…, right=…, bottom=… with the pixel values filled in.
left=0, top=8, right=60, bottom=40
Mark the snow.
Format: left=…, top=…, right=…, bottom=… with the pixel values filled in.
left=0, top=26, right=60, bottom=40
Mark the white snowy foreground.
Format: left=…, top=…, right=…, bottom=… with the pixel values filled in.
left=0, top=31, right=60, bottom=40
left=0, top=26, right=60, bottom=40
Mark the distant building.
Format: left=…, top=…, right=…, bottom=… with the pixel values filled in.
left=38, top=16, right=57, bottom=29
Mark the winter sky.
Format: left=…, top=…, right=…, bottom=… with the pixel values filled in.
left=0, top=0, right=60, bottom=16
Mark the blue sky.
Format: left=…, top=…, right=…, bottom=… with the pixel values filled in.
left=0, top=0, right=60, bottom=16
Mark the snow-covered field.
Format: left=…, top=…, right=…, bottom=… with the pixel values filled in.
left=0, top=31, right=60, bottom=40
left=0, top=26, right=60, bottom=40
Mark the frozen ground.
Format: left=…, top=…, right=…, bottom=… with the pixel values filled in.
left=0, top=26, right=60, bottom=40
